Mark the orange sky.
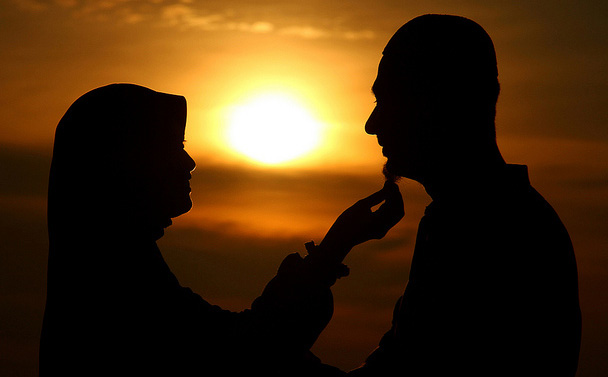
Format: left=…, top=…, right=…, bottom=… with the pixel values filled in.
left=0, top=0, right=607, bottom=375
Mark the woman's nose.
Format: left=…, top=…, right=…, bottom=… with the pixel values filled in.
left=184, top=151, right=196, bottom=172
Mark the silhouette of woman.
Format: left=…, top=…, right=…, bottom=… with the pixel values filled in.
left=40, top=83, right=403, bottom=376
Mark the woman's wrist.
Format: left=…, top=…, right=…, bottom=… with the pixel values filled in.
left=318, top=238, right=353, bottom=263
left=303, top=241, right=350, bottom=286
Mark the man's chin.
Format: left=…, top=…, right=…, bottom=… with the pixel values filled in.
left=383, top=161, right=402, bottom=183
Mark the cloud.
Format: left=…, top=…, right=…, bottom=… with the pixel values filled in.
left=10, top=0, right=48, bottom=12
left=54, top=0, right=77, bottom=7
left=160, top=3, right=224, bottom=30
left=279, top=25, right=330, bottom=39
left=9, top=0, right=375, bottom=40
left=157, top=3, right=372, bottom=39
left=226, top=21, right=274, bottom=33
left=342, top=30, right=375, bottom=40
left=276, top=26, right=375, bottom=40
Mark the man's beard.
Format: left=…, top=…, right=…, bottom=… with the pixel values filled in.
left=383, top=162, right=401, bottom=183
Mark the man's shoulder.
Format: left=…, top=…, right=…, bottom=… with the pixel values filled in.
left=487, top=165, right=561, bottom=222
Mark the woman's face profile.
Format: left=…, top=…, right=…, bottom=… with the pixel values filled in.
left=50, top=84, right=196, bottom=231
left=142, top=138, right=196, bottom=222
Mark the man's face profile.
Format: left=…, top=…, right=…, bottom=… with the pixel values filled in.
left=365, top=15, right=500, bottom=185
left=366, top=55, right=434, bottom=183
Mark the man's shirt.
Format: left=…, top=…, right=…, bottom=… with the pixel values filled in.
left=352, top=165, right=581, bottom=376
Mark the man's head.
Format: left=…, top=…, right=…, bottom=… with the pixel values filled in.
left=365, top=15, right=500, bottom=183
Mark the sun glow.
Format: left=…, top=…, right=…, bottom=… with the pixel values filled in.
left=226, top=93, right=323, bottom=165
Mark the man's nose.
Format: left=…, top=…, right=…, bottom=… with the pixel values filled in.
left=365, top=107, right=379, bottom=135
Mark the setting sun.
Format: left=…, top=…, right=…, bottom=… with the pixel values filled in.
left=225, top=93, right=323, bottom=164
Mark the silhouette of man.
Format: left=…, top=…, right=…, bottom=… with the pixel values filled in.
left=334, top=14, right=581, bottom=376
left=40, top=83, right=403, bottom=377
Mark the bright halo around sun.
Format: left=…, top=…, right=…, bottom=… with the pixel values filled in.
left=226, top=93, right=323, bottom=165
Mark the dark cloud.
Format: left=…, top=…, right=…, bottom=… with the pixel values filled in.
left=0, top=145, right=50, bottom=197
left=2, top=130, right=608, bottom=373
left=0, top=144, right=416, bottom=372
left=563, top=175, right=608, bottom=190
left=0, top=190, right=47, bottom=376
left=160, top=220, right=414, bottom=305
left=161, top=214, right=415, bottom=369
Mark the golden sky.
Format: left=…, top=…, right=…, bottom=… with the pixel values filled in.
left=0, top=0, right=607, bottom=375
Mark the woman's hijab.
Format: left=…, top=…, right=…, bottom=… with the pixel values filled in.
left=41, top=84, right=190, bottom=375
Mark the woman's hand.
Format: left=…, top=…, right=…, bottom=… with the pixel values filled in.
left=319, top=181, right=404, bottom=262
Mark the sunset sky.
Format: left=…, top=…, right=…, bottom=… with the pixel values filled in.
left=1, top=0, right=607, bottom=375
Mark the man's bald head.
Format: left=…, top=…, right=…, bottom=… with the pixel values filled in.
left=381, top=14, right=500, bottom=132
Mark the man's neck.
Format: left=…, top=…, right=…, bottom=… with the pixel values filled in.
left=421, top=151, right=507, bottom=201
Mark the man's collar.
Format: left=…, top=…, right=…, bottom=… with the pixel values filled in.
left=424, top=164, right=530, bottom=213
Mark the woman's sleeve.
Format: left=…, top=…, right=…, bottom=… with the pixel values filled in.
left=246, top=249, right=348, bottom=373
left=168, top=247, right=348, bottom=375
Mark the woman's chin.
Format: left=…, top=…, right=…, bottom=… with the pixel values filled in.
left=172, top=198, right=193, bottom=218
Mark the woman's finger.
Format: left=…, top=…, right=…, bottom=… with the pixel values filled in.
left=357, top=185, right=390, bottom=208
left=372, top=182, right=405, bottom=228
